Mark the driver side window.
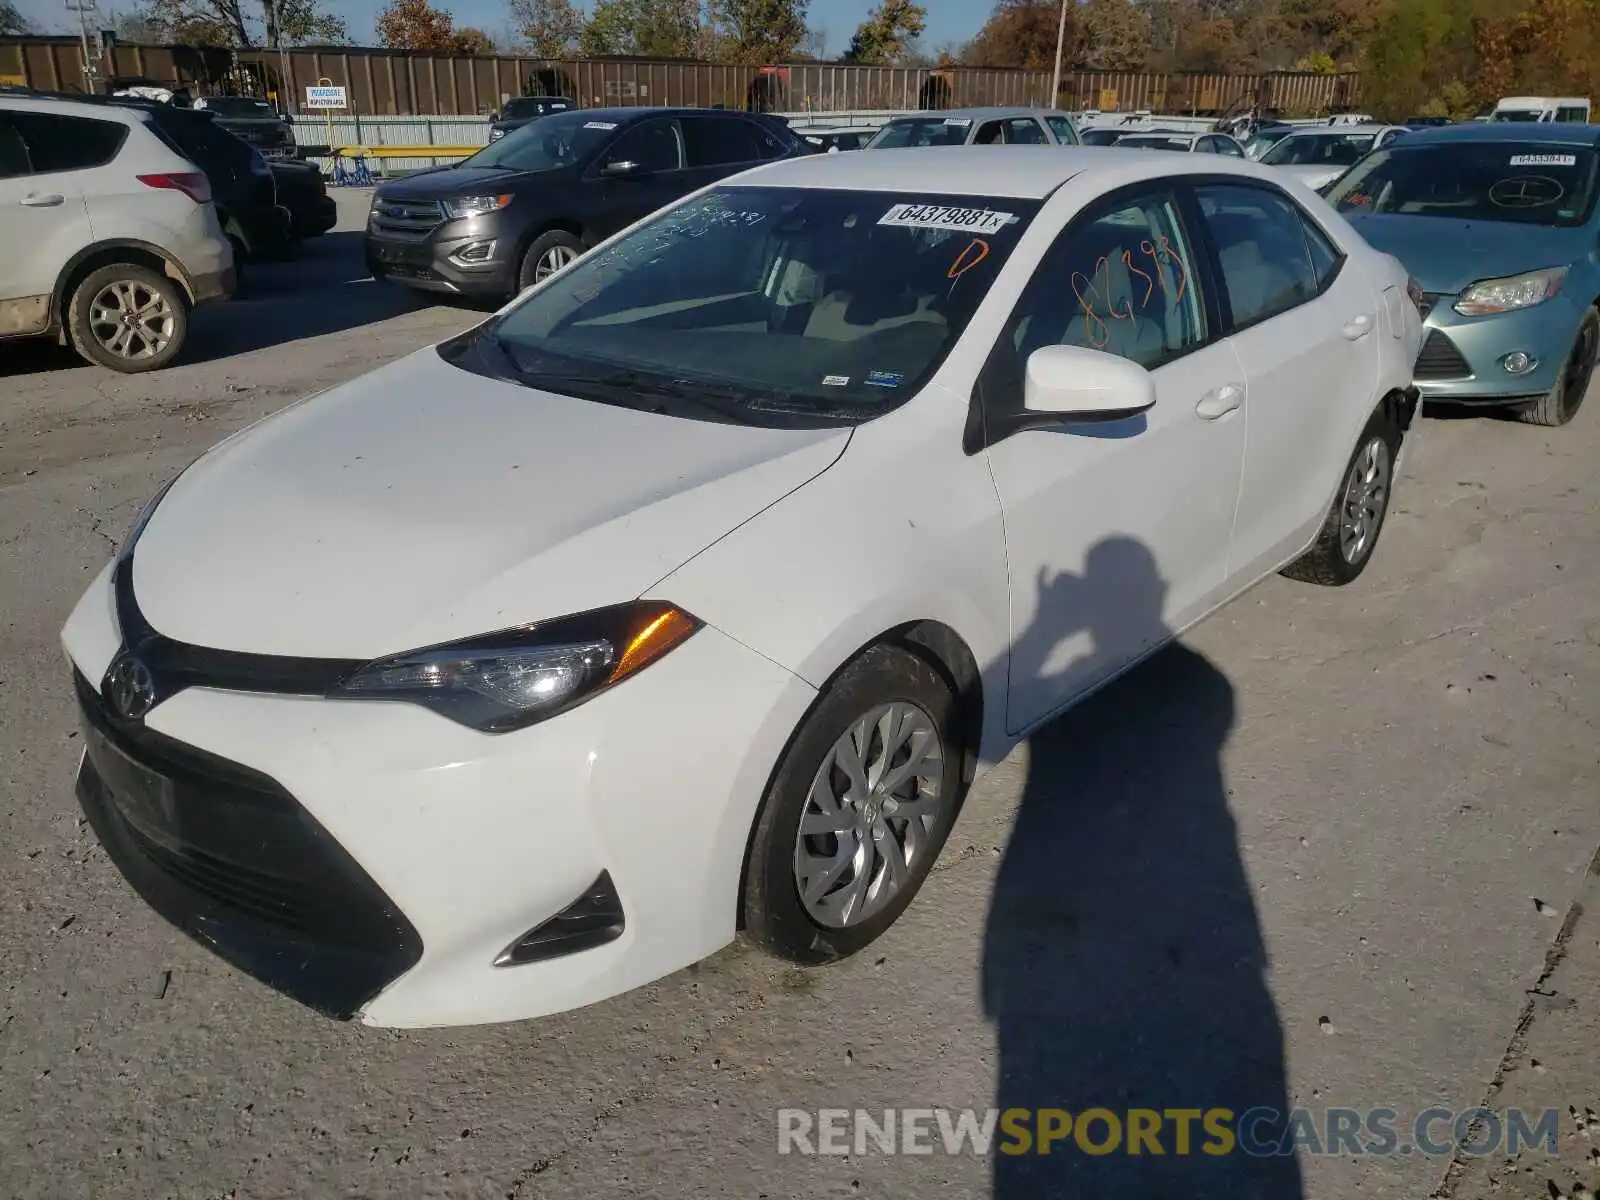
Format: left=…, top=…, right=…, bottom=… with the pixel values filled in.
left=602, top=118, right=685, bottom=175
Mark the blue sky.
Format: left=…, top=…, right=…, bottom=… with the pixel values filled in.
left=17, top=0, right=980, bottom=58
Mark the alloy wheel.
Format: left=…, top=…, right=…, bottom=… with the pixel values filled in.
left=535, top=245, right=579, bottom=282
left=88, top=279, right=176, bottom=361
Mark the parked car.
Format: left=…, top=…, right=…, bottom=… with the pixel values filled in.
left=269, top=158, right=337, bottom=238
left=192, top=94, right=298, bottom=160
left=1258, top=124, right=1411, bottom=190
left=108, top=98, right=293, bottom=262
left=0, top=95, right=234, bottom=371
left=1326, top=122, right=1600, bottom=426
left=365, top=106, right=812, bottom=302
left=1242, top=121, right=1297, bottom=159
left=1079, top=127, right=1130, bottom=146
left=487, top=94, right=575, bottom=142
left=1113, top=131, right=1247, bottom=156
left=67, top=147, right=1421, bottom=1026
left=864, top=107, right=1082, bottom=148
left=796, top=126, right=877, bottom=153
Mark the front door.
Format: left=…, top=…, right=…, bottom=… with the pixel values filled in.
left=588, top=117, right=688, bottom=241
left=980, top=185, right=1248, bottom=734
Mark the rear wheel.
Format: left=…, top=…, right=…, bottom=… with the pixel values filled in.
left=1281, top=408, right=1401, bottom=587
left=742, top=644, right=964, bottom=964
left=1515, top=307, right=1597, bottom=427
left=67, top=264, right=189, bottom=373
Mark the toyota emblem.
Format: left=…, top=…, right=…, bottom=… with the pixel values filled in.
left=104, top=654, right=157, bottom=721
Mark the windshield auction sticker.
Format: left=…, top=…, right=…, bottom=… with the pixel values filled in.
left=878, top=204, right=1014, bottom=234
left=1510, top=154, right=1576, bottom=167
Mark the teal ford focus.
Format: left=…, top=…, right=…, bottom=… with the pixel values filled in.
left=1325, top=123, right=1600, bottom=426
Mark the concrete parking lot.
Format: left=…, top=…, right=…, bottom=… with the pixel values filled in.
left=1, top=190, right=1596, bottom=1200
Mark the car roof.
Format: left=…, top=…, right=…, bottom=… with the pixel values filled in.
left=730, top=145, right=1288, bottom=199
left=890, top=107, right=1065, bottom=121
left=1395, top=122, right=1600, bottom=147
left=0, top=94, right=146, bottom=125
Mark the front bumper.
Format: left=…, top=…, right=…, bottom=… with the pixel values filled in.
left=364, top=211, right=521, bottom=298
left=62, top=563, right=816, bottom=1027
left=1412, top=293, right=1582, bottom=404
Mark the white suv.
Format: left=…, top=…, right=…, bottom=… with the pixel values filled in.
left=0, top=96, right=235, bottom=372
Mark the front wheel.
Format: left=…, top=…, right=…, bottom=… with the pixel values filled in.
left=742, top=644, right=965, bottom=964
left=67, top=264, right=189, bottom=373
left=1281, top=408, right=1401, bottom=587
left=1515, top=307, right=1597, bottom=427
left=516, top=230, right=585, bottom=293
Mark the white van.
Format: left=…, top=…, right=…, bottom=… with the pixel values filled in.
left=1489, top=96, right=1591, bottom=123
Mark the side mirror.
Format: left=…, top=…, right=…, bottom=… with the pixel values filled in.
left=1023, top=345, right=1156, bottom=422
left=602, top=159, right=642, bottom=177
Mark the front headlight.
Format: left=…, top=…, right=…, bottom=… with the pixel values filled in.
left=442, top=193, right=513, bottom=220
left=332, top=602, right=700, bottom=732
left=1454, top=266, right=1568, bottom=316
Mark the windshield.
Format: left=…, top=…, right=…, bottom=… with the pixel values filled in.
left=1244, top=128, right=1292, bottom=157
left=202, top=96, right=274, bottom=116
left=1492, top=111, right=1543, bottom=122
left=502, top=97, right=572, bottom=121
left=1262, top=132, right=1378, bottom=166
left=461, top=109, right=617, bottom=171
left=1120, top=136, right=1190, bottom=151
left=1326, top=142, right=1600, bottom=227
left=867, top=118, right=970, bottom=148
left=1079, top=128, right=1123, bottom=146
left=475, top=186, right=1039, bottom=427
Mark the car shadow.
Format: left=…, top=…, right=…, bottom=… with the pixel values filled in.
left=982, top=536, right=1303, bottom=1198
left=181, top=231, right=432, bottom=363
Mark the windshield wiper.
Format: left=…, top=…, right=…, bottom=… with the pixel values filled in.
left=518, top=368, right=762, bottom=426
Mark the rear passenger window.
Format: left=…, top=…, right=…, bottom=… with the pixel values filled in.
left=996, top=187, right=1205, bottom=374
left=682, top=116, right=761, bottom=168
left=0, top=119, right=28, bottom=179
left=974, top=121, right=1004, bottom=145
left=1045, top=116, right=1079, bottom=145
left=10, top=112, right=126, bottom=174
left=1298, top=214, right=1343, bottom=288
left=1195, top=183, right=1319, bottom=328
left=1005, top=118, right=1048, bottom=145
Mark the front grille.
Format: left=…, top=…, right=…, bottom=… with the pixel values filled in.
left=73, top=669, right=422, bottom=1017
left=1415, top=329, right=1472, bottom=379
left=371, top=197, right=445, bottom=239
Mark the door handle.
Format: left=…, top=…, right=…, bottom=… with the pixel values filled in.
left=1196, top=383, right=1244, bottom=420
left=1342, top=313, right=1374, bottom=340
left=19, top=193, right=65, bottom=207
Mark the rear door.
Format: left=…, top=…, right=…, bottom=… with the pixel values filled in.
left=1187, top=179, right=1380, bottom=584
left=678, top=113, right=770, bottom=189
left=0, top=110, right=100, bottom=334
left=586, top=117, right=687, bottom=240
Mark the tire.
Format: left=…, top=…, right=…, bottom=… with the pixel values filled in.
left=516, top=229, right=585, bottom=293
left=1281, top=406, right=1402, bottom=587
left=742, top=643, right=965, bottom=964
left=1516, top=307, right=1597, bottom=427
left=67, top=263, right=189, bottom=373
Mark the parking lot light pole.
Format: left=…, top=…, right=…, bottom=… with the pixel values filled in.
left=1049, top=0, right=1068, bottom=108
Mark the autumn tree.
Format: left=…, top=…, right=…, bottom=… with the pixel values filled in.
left=579, top=0, right=704, bottom=56
left=126, top=0, right=347, bottom=46
left=454, top=25, right=495, bottom=52
left=378, top=0, right=456, bottom=48
left=842, top=0, right=926, bottom=63
left=0, top=0, right=30, bottom=35
left=1083, top=0, right=1151, bottom=69
left=965, top=0, right=1084, bottom=70
left=508, top=0, right=585, bottom=55
left=708, top=0, right=810, bottom=62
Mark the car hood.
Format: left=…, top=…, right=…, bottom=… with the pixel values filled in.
left=131, top=349, right=850, bottom=659
left=1342, top=214, right=1587, bottom=294
left=377, top=164, right=572, bottom=199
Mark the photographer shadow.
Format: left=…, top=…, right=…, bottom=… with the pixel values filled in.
left=982, top=537, right=1303, bottom=1198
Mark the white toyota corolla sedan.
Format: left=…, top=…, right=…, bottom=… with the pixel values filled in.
left=64, top=147, right=1423, bottom=1028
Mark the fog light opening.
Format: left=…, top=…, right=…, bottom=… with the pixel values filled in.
left=493, top=871, right=625, bottom=967
left=1501, top=351, right=1538, bottom=375
left=449, top=240, right=498, bottom=267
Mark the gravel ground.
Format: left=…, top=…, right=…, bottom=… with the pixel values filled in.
left=0, top=191, right=1597, bottom=1200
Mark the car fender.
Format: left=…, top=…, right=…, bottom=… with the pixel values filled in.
left=51, top=237, right=200, bottom=317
